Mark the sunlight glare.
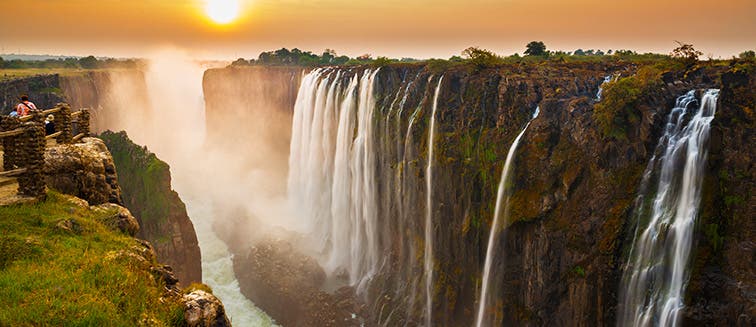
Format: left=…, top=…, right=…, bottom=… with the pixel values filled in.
left=205, top=0, right=240, bottom=24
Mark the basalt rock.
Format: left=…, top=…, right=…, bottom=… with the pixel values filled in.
left=233, top=239, right=365, bottom=326
left=100, top=130, right=202, bottom=285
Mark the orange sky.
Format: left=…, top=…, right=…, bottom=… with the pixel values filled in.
left=0, top=0, right=754, bottom=60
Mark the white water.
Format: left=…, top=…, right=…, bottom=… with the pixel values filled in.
left=424, top=76, right=443, bottom=327
left=475, top=107, right=540, bottom=327
left=618, top=89, right=719, bottom=327
left=176, top=187, right=278, bottom=327
left=287, top=68, right=381, bottom=294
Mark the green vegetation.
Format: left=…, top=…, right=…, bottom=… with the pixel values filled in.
left=0, top=55, right=140, bottom=70
left=0, top=191, right=185, bottom=326
left=739, top=50, right=756, bottom=59
left=572, top=265, right=586, bottom=278
left=594, top=66, right=664, bottom=139
left=99, top=131, right=177, bottom=231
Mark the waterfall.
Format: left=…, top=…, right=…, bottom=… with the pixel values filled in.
left=596, top=74, right=617, bottom=101
left=475, top=107, right=540, bottom=327
left=424, top=76, right=443, bottom=326
left=618, top=89, right=719, bottom=327
left=287, top=68, right=381, bottom=294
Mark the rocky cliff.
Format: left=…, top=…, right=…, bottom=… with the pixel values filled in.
left=205, top=60, right=754, bottom=326
left=59, top=69, right=151, bottom=134
left=100, top=130, right=202, bottom=285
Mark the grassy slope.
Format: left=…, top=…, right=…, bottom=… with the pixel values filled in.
left=0, top=191, right=184, bottom=327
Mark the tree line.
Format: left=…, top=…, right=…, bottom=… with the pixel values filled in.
left=0, top=56, right=141, bottom=70
left=232, top=42, right=754, bottom=69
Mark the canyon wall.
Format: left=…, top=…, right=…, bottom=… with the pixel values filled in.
left=205, top=61, right=754, bottom=326
left=100, top=130, right=202, bottom=285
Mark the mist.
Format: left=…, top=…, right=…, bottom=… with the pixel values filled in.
left=91, top=48, right=305, bottom=325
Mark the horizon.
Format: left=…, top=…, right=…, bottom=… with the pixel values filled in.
left=1, top=0, right=754, bottom=61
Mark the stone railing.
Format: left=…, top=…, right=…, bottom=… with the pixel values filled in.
left=0, top=103, right=90, bottom=200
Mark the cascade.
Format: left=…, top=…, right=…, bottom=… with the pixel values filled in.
left=424, top=76, right=443, bottom=326
left=618, top=89, right=719, bottom=327
left=475, top=107, right=540, bottom=327
left=596, top=74, right=616, bottom=101
left=287, top=68, right=381, bottom=294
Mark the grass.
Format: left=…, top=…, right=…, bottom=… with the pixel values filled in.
left=0, top=68, right=95, bottom=81
left=0, top=191, right=185, bottom=327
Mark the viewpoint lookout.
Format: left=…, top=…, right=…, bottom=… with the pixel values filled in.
left=0, top=103, right=90, bottom=205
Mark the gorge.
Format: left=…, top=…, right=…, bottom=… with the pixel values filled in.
left=10, top=56, right=753, bottom=326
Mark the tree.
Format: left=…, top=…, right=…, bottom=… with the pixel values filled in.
left=739, top=50, right=755, bottom=59
left=524, top=41, right=547, bottom=56
left=671, top=41, right=702, bottom=66
left=231, top=58, right=248, bottom=66
left=573, top=49, right=586, bottom=56
left=79, top=55, right=99, bottom=69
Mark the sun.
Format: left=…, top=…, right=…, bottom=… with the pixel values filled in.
left=205, top=0, right=240, bottom=24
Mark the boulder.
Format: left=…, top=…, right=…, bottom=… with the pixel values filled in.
left=182, top=290, right=232, bottom=327
left=91, top=203, right=140, bottom=236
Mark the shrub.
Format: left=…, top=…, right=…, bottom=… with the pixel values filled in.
left=462, top=47, right=501, bottom=70
left=671, top=41, right=702, bottom=67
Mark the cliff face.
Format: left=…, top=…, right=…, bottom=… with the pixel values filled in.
left=59, top=70, right=151, bottom=134
left=0, top=74, right=66, bottom=112
left=100, top=130, right=202, bottom=285
left=683, top=68, right=755, bottom=325
left=204, top=61, right=754, bottom=326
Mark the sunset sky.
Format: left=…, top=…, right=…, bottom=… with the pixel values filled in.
left=0, top=0, right=754, bottom=60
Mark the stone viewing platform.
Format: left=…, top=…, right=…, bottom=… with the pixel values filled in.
left=0, top=103, right=90, bottom=205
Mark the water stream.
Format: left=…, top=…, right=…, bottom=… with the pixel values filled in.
left=475, top=107, right=540, bottom=327
left=618, top=89, right=719, bottom=327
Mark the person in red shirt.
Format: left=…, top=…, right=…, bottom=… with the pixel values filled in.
left=16, top=95, right=37, bottom=116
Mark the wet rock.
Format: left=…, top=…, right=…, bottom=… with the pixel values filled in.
left=233, top=239, right=365, bottom=326
left=183, top=290, right=231, bottom=327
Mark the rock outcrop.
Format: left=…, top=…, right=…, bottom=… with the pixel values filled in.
left=100, top=130, right=202, bottom=285
left=233, top=239, right=365, bottom=326
left=43, top=137, right=123, bottom=205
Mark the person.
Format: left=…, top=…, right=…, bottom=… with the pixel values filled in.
left=45, top=114, right=56, bottom=135
left=16, top=95, right=37, bottom=117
